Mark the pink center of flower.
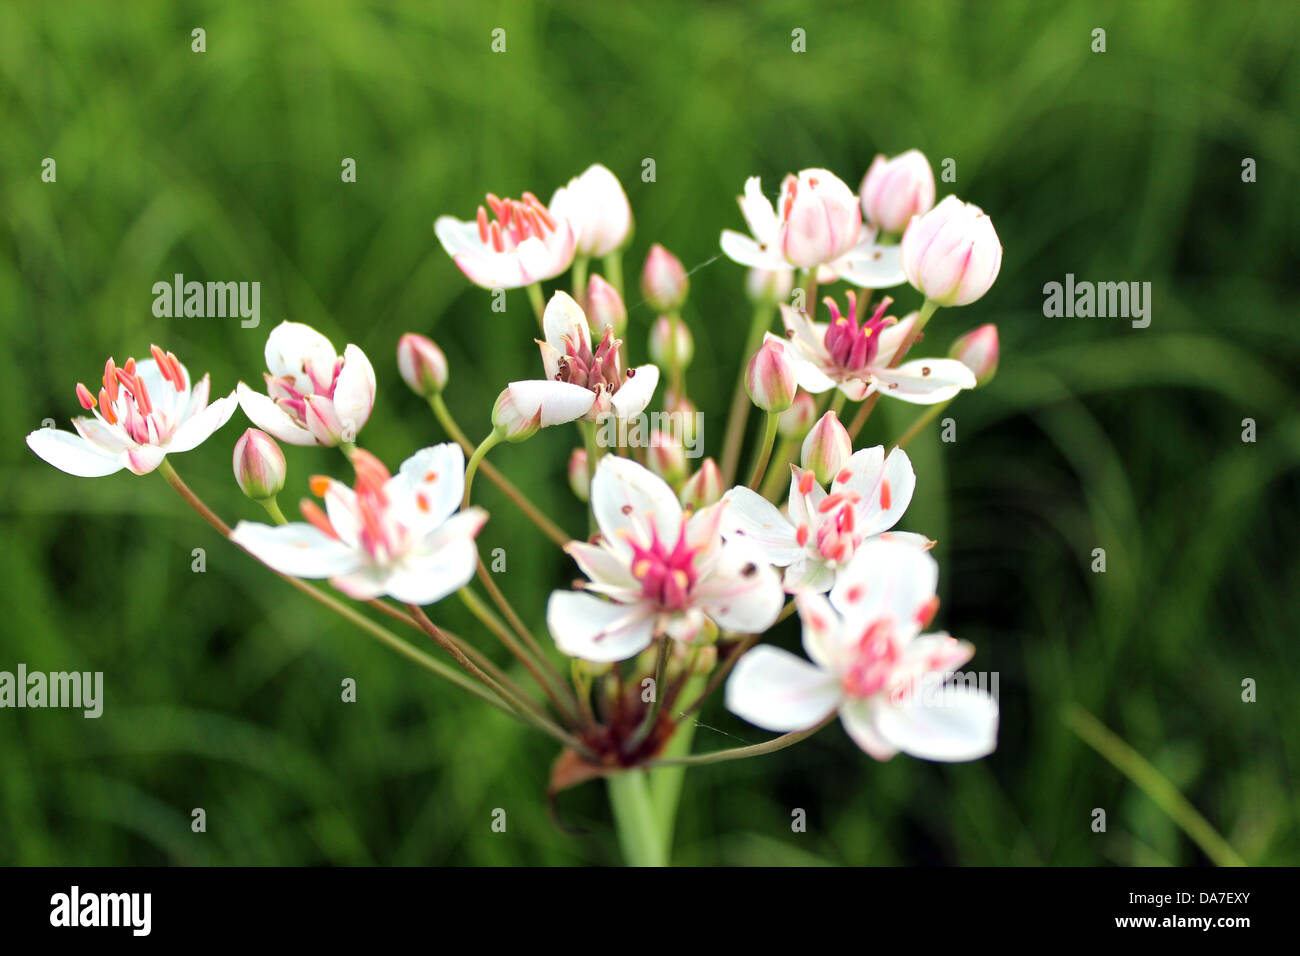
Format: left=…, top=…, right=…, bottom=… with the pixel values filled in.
left=553, top=326, right=630, bottom=401
left=476, top=192, right=559, bottom=253
left=266, top=356, right=345, bottom=427
left=841, top=619, right=900, bottom=699
left=822, top=294, right=896, bottom=373
left=76, top=348, right=186, bottom=445
left=812, top=489, right=864, bottom=564
left=626, top=519, right=702, bottom=611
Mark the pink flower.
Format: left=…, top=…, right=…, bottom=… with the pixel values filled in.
left=231, top=444, right=486, bottom=605
left=721, top=446, right=928, bottom=593
left=237, top=322, right=376, bottom=447
left=641, top=244, right=689, bottom=312
left=745, top=340, right=797, bottom=412
left=435, top=191, right=576, bottom=289
left=859, top=150, right=936, bottom=234
left=949, top=324, right=1000, bottom=385
left=233, top=428, right=286, bottom=500
left=546, top=457, right=784, bottom=662
left=776, top=291, right=975, bottom=403
left=726, top=538, right=998, bottom=762
left=899, top=195, right=1002, bottom=306
left=549, top=163, right=632, bottom=257
left=397, top=334, right=449, bottom=397
left=720, top=170, right=906, bottom=288
left=26, top=347, right=237, bottom=476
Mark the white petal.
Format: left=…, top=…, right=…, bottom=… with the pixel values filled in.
left=230, top=521, right=363, bottom=578
left=868, top=359, right=976, bottom=405
left=795, top=591, right=842, bottom=670
left=71, top=416, right=128, bottom=454
left=719, top=486, right=801, bottom=566
left=392, top=443, right=465, bottom=531
left=874, top=684, right=999, bottom=762
left=546, top=590, right=655, bottom=662
left=237, top=382, right=317, bottom=445
left=504, top=379, right=596, bottom=427
left=838, top=446, right=915, bottom=538
left=264, top=321, right=337, bottom=388
left=610, top=364, right=659, bottom=419
left=720, top=229, right=790, bottom=271
left=830, top=243, right=907, bottom=289
left=739, top=176, right=780, bottom=242
left=332, top=344, right=376, bottom=434
left=725, top=645, right=840, bottom=732
left=542, top=290, right=591, bottom=354
left=381, top=533, right=480, bottom=605
left=434, top=216, right=481, bottom=256
left=590, top=455, right=683, bottom=554
left=26, top=429, right=124, bottom=477
left=783, top=555, right=836, bottom=594
left=830, top=537, right=939, bottom=632
left=693, top=542, right=784, bottom=633
left=565, top=541, right=642, bottom=601
left=166, top=392, right=238, bottom=453
left=120, top=445, right=167, bottom=475
left=839, top=699, right=899, bottom=760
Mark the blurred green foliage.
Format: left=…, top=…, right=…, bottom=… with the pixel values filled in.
left=2, top=0, right=1297, bottom=865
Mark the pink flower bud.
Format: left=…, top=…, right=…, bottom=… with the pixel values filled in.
left=641, top=244, right=689, bottom=312
left=949, top=323, right=999, bottom=386
left=648, top=429, right=687, bottom=484
left=800, top=411, right=852, bottom=485
left=778, top=169, right=862, bottom=269
left=680, top=458, right=723, bottom=510
left=900, top=195, right=1002, bottom=306
left=491, top=386, right=544, bottom=442
left=585, top=274, right=627, bottom=337
left=745, top=267, right=795, bottom=305
left=396, top=333, right=448, bottom=398
left=746, top=340, right=797, bottom=412
left=304, top=394, right=347, bottom=445
left=859, top=150, right=936, bottom=233
left=648, top=316, right=694, bottom=369
left=568, top=447, right=590, bottom=501
left=777, top=390, right=817, bottom=439
left=233, top=428, right=286, bottom=500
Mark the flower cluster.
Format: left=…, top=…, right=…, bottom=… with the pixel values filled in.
left=27, top=152, right=1003, bottom=859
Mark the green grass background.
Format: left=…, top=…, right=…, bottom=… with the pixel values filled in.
left=2, top=0, right=1297, bottom=865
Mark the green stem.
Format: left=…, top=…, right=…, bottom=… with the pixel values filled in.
left=645, top=712, right=836, bottom=768
left=1063, top=705, right=1247, bottom=867
left=624, top=636, right=669, bottom=754
left=526, top=283, right=546, bottom=326
left=758, top=438, right=796, bottom=500
left=720, top=302, right=776, bottom=485
left=572, top=254, right=590, bottom=304
left=607, top=770, right=667, bottom=866
left=258, top=496, right=288, bottom=524
left=463, top=428, right=504, bottom=507
left=602, top=251, right=624, bottom=297
left=649, top=672, right=707, bottom=852
left=746, top=412, right=780, bottom=490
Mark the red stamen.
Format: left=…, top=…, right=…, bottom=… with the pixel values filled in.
left=300, top=499, right=338, bottom=539
left=476, top=206, right=489, bottom=243
left=76, top=383, right=96, bottom=409
left=98, top=388, right=117, bottom=424
left=880, top=480, right=892, bottom=511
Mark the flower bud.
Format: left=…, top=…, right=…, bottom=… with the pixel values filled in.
left=777, top=390, right=817, bottom=439
left=746, top=340, right=797, bottom=412
left=859, top=150, right=936, bottom=234
left=745, top=267, right=795, bottom=305
left=233, top=428, right=286, bottom=500
left=640, top=243, right=689, bottom=312
left=396, top=333, right=448, bottom=398
left=949, top=323, right=999, bottom=386
left=585, top=274, right=627, bottom=337
left=800, top=411, right=852, bottom=485
left=778, top=169, right=862, bottom=269
left=900, top=195, right=1002, bottom=306
left=491, top=386, right=543, bottom=442
left=680, top=458, right=723, bottom=510
left=648, top=429, right=687, bottom=484
left=648, top=316, right=694, bottom=369
left=568, top=447, right=590, bottom=501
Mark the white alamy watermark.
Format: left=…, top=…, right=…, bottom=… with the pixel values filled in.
left=50, top=886, right=151, bottom=936
left=1042, top=274, right=1151, bottom=328
left=595, top=410, right=704, bottom=458
left=152, top=273, right=260, bottom=328
left=889, top=670, right=1000, bottom=708
left=0, top=664, right=102, bottom=718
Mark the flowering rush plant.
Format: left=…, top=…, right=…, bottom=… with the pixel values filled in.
left=27, top=154, right=1003, bottom=866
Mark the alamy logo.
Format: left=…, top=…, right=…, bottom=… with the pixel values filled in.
left=50, top=886, right=151, bottom=936
left=0, top=664, right=102, bottom=718
left=152, top=273, right=260, bottom=328
left=1042, top=273, right=1151, bottom=328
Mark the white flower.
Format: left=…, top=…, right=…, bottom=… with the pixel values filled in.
left=859, top=150, right=936, bottom=234
left=435, top=190, right=576, bottom=289
left=776, top=291, right=976, bottom=403
left=726, top=538, right=998, bottom=761
left=26, top=347, right=237, bottom=477
left=230, top=444, right=486, bottom=605
left=720, top=171, right=906, bottom=288
left=237, top=321, right=376, bottom=447
left=721, top=447, right=928, bottom=593
left=501, top=291, right=659, bottom=431
left=899, top=195, right=1002, bottom=306
left=546, top=456, right=784, bottom=662
left=549, top=163, right=632, bottom=258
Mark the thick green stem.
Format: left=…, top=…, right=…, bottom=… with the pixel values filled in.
left=607, top=770, right=667, bottom=866
left=526, top=283, right=546, bottom=326
left=463, top=428, right=504, bottom=507
left=649, top=672, right=707, bottom=853
left=602, top=251, right=624, bottom=297
left=746, top=412, right=780, bottom=490
left=572, top=254, right=589, bottom=304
